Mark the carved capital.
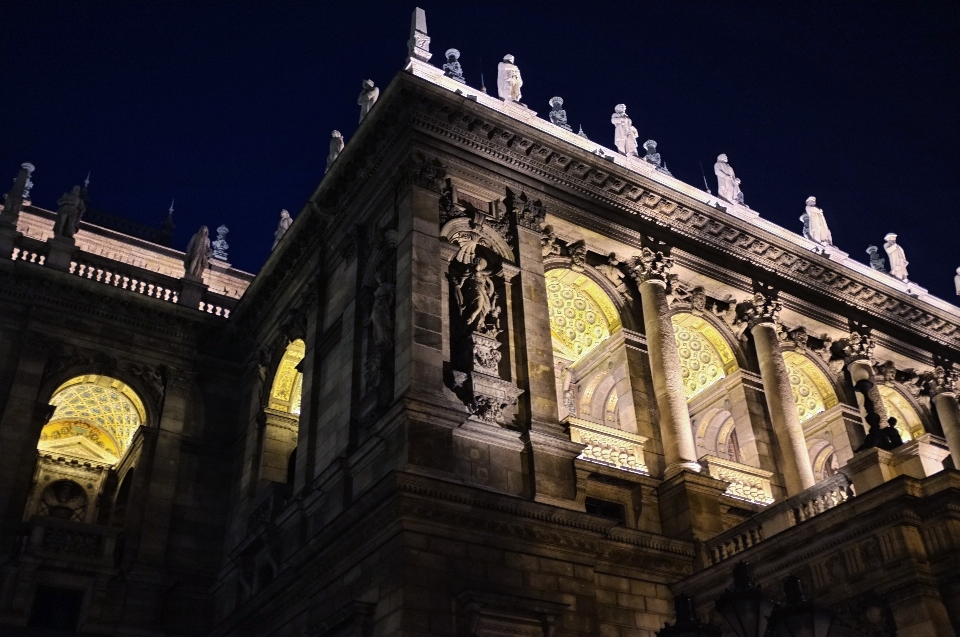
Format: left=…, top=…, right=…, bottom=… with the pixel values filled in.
left=507, top=189, right=546, bottom=232
left=736, top=291, right=782, bottom=329
left=922, top=365, right=960, bottom=397
left=629, top=247, right=673, bottom=285
left=841, top=331, right=875, bottom=364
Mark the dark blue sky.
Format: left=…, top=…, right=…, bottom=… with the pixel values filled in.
left=2, top=2, right=959, bottom=299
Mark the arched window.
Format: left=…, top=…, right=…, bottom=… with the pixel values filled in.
left=546, top=269, right=620, bottom=364
left=878, top=385, right=924, bottom=440
left=782, top=351, right=838, bottom=423
left=260, top=340, right=304, bottom=484
left=25, top=375, right=147, bottom=525
left=671, top=313, right=738, bottom=401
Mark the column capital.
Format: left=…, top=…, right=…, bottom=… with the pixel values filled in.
left=841, top=330, right=876, bottom=365
left=628, top=246, right=673, bottom=285
left=923, top=365, right=960, bottom=397
left=738, top=290, right=782, bottom=329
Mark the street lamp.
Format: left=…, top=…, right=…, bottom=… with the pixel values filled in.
left=656, top=594, right=720, bottom=637
left=766, top=575, right=836, bottom=637
left=714, top=562, right=773, bottom=637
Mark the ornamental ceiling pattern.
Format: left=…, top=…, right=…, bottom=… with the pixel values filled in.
left=546, top=269, right=620, bottom=363
left=672, top=314, right=737, bottom=400
left=783, top=351, right=838, bottom=423
left=878, top=385, right=923, bottom=440
left=270, top=339, right=305, bottom=414
left=47, top=380, right=144, bottom=458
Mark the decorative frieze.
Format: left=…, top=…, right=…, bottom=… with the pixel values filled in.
left=567, top=417, right=648, bottom=474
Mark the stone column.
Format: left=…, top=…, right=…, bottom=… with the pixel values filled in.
left=629, top=247, right=700, bottom=478
left=843, top=330, right=887, bottom=423
left=929, top=367, right=960, bottom=469
left=742, top=290, right=816, bottom=494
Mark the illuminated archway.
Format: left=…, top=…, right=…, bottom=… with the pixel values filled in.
left=783, top=351, right=838, bottom=423
left=39, top=375, right=146, bottom=465
left=878, top=385, right=924, bottom=440
left=269, top=340, right=305, bottom=416
left=546, top=269, right=620, bottom=364
left=671, top=313, right=737, bottom=401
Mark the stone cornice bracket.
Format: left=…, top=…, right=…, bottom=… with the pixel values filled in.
left=506, top=188, right=546, bottom=232
left=735, top=283, right=782, bottom=329
left=628, top=245, right=673, bottom=286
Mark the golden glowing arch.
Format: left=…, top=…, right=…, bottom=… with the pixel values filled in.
left=270, top=340, right=305, bottom=415
left=783, top=351, right=838, bottom=423
left=671, top=313, right=737, bottom=400
left=878, top=385, right=924, bottom=440
left=546, top=269, right=620, bottom=363
left=40, top=375, right=146, bottom=463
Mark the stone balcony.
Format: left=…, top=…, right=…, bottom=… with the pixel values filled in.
left=566, top=417, right=648, bottom=474
left=699, top=455, right=775, bottom=506
left=20, top=515, right=119, bottom=567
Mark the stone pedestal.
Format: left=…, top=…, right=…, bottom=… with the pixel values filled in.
left=845, top=447, right=896, bottom=494
left=890, top=434, right=951, bottom=480
left=178, top=274, right=207, bottom=309
left=454, top=332, right=523, bottom=425
left=44, top=236, right=76, bottom=272
left=656, top=470, right=728, bottom=565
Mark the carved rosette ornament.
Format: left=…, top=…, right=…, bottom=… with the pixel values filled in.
left=507, top=189, right=546, bottom=232
left=628, top=247, right=673, bottom=285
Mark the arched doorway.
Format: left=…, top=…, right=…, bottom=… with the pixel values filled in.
left=261, top=340, right=304, bottom=483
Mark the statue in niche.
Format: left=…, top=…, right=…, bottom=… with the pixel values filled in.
left=451, top=230, right=485, bottom=264
left=714, top=154, right=741, bottom=204
left=598, top=253, right=630, bottom=299
left=326, top=130, right=344, bottom=173
left=442, top=48, right=465, bottom=83
left=866, top=245, right=886, bottom=272
left=801, top=197, right=833, bottom=246
left=611, top=104, right=639, bottom=157
left=883, top=233, right=908, bottom=281
left=541, top=226, right=561, bottom=258
left=454, top=257, right=499, bottom=334
left=53, top=186, right=86, bottom=239
left=272, top=209, right=292, bottom=251
left=357, top=80, right=379, bottom=122
left=548, top=97, right=572, bottom=131
left=497, top=55, right=522, bottom=102
left=370, top=270, right=395, bottom=348
left=184, top=226, right=213, bottom=279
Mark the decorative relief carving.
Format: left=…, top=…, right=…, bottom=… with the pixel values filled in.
left=568, top=418, right=647, bottom=474
left=507, top=189, right=546, bottom=232
left=842, top=330, right=876, bottom=364
left=699, top=455, right=774, bottom=505
left=735, top=290, right=783, bottom=329
left=628, top=247, right=672, bottom=285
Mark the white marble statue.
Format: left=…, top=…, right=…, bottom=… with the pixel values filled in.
left=326, top=130, right=344, bottom=173
left=714, top=154, right=741, bottom=204
left=358, top=80, right=379, bottom=123
left=801, top=197, right=833, bottom=246
left=272, top=209, right=292, bottom=251
left=954, top=267, right=960, bottom=296
left=611, top=104, right=638, bottom=157
left=496, top=55, right=522, bottom=102
left=884, top=233, right=909, bottom=281
left=455, top=257, right=499, bottom=333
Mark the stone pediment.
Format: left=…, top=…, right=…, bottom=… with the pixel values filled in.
left=37, top=435, right=118, bottom=466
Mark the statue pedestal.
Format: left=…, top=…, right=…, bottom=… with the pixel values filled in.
left=845, top=447, right=896, bottom=494
left=45, top=236, right=76, bottom=272
left=891, top=434, right=951, bottom=480
left=0, top=221, right=21, bottom=259
left=178, top=274, right=207, bottom=309
left=656, top=470, right=728, bottom=566
left=454, top=332, right=523, bottom=425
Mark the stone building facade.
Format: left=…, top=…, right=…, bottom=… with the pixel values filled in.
left=1, top=10, right=960, bottom=637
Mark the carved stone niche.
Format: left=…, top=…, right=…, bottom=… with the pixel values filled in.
left=455, top=589, right=568, bottom=637
left=447, top=246, right=523, bottom=426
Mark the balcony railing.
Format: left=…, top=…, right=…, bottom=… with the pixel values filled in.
left=567, top=417, right=648, bottom=474
left=70, top=253, right=181, bottom=303
left=21, top=515, right=118, bottom=567
left=699, top=455, right=774, bottom=505
left=704, top=472, right=855, bottom=565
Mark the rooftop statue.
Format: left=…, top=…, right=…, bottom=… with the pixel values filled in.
left=548, top=97, right=572, bottom=131
left=211, top=225, right=229, bottom=261
left=442, top=49, right=465, bottom=83
left=866, top=245, right=886, bottom=272
left=884, top=233, right=908, bottom=281
left=497, top=55, right=522, bottom=102
left=52, top=185, right=86, bottom=239
left=801, top=196, right=833, bottom=247
left=358, top=80, right=379, bottom=123
left=714, top=154, right=742, bottom=204
left=611, top=104, right=639, bottom=157
left=955, top=267, right=960, bottom=296
left=326, top=130, right=344, bottom=173
left=642, top=140, right=672, bottom=176
left=272, top=209, right=292, bottom=251
left=184, top=226, right=212, bottom=279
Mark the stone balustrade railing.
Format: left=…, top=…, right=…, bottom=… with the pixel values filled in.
left=699, top=455, right=775, bottom=505
left=70, top=254, right=181, bottom=303
left=200, top=291, right=236, bottom=318
left=9, top=235, right=48, bottom=265
left=567, top=417, right=648, bottom=474
left=705, top=472, right=855, bottom=565
left=22, top=515, right=119, bottom=567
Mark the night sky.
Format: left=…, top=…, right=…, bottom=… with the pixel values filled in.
left=2, top=2, right=959, bottom=299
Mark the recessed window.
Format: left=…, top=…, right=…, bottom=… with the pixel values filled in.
left=584, top=497, right=626, bottom=525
